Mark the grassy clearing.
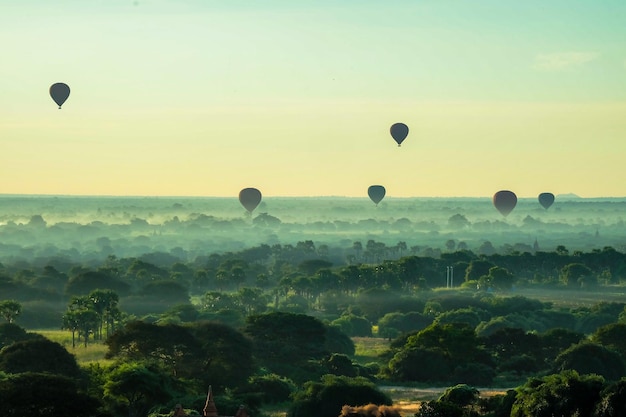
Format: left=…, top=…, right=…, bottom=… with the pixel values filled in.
left=380, top=386, right=440, bottom=414
left=353, top=337, right=391, bottom=366
left=513, top=286, right=626, bottom=309
left=259, top=402, right=290, bottom=417
left=380, top=386, right=510, bottom=414
left=34, top=329, right=111, bottom=365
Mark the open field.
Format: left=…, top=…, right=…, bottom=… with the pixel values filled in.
left=34, top=330, right=111, bottom=365
left=380, top=386, right=511, bottom=414
left=380, top=386, right=441, bottom=414
left=512, top=286, right=626, bottom=309
left=353, top=336, right=391, bottom=366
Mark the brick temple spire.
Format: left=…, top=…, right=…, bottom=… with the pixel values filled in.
left=203, top=385, right=218, bottom=417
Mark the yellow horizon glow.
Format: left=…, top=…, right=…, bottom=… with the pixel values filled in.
left=3, top=99, right=625, bottom=198
left=2, top=2, right=625, bottom=198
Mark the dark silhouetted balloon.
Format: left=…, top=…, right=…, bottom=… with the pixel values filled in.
left=368, top=185, right=386, bottom=206
left=239, top=188, right=262, bottom=213
left=390, top=123, right=409, bottom=147
left=538, top=192, right=555, bottom=209
left=50, top=83, right=70, bottom=109
left=493, top=190, right=517, bottom=217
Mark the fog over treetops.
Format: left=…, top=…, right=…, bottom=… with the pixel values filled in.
left=0, top=194, right=624, bottom=264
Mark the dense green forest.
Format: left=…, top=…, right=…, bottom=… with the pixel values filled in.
left=2, top=196, right=626, bottom=416
left=2, top=239, right=626, bottom=416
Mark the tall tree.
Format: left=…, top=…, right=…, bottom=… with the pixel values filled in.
left=511, top=370, right=603, bottom=417
left=0, top=300, right=21, bottom=323
left=104, top=362, right=171, bottom=417
left=553, top=342, right=626, bottom=381
left=190, top=321, right=255, bottom=390
left=88, top=289, right=120, bottom=340
left=245, top=312, right=328, bottom=382
left=592, top=322, right=626, bottom=360
left=63, top=296, right=101, bottom=347
left=485, top=266, right=516, bottom=290
left=62, top=309, right=81, bottom=348
left=105, top=321, right=201, bottom=378
left=594, top=379, right=626, bottom=417
left=0, top=338, right=82, bottom=378
left=560, top=263, right=594, bottom=287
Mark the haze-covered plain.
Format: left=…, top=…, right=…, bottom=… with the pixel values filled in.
left=4, top=194, right=626, bottom=416
left=1, top=194, right=625, bottom=265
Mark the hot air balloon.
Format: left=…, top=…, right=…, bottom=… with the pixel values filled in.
left=368, top=185, right=386, bottom=206
left=493, top=190, right=517, bottom=217
left=538, top=192, right=555, bottom=209
left=239, top=188, right=262, bottom=214
left=50, top=83, right=70, bottom=109
left=390, top=122, right=409, bottom=147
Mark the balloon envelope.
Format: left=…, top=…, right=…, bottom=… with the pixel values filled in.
left=390, top=123, right=409, bottom=146
left=493, top=190, right=517, bottom=217
left=538, top=192, right=555, bottom=209
left=368, top=185, right=386, bottom=205
left=239, top=188, right=262, bottom=213
left=50, top=83, right=70, bottom=109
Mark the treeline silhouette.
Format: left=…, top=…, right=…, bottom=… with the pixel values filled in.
left=1, top=196, right=626, bottom=267
left=1, top=240, right=625, bottom=327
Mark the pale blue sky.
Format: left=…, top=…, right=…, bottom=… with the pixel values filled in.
left=2, top=1, right=625, bottom=197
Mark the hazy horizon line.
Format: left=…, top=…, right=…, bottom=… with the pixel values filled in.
left=2, top=192, right=624, bottom=200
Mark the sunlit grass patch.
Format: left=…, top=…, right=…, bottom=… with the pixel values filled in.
left=35, top=329, right=80, bottom=344
left=352, top=336, right=391, bottom=365
left=380, top=386, right=441, bottom=414
left=380, top=385, right=510, bottom=415
left=72, top=344, right=112, bottom=364
left=260, top=402, right=290, bottom=417
left=33, top=329, right=110, bottom=364
left=381, top=386, right=441, bottom=402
